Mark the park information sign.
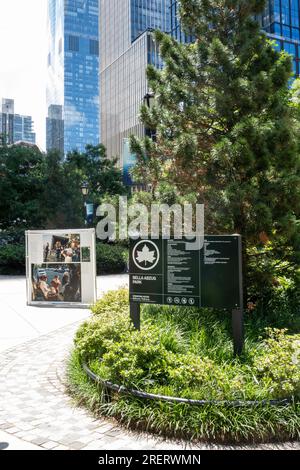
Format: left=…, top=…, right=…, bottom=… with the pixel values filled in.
left=25, top=229, right=97, bottom=308
left=130, top=236, right=243, bottom=309
left=129, top=236, right=244, bottom=354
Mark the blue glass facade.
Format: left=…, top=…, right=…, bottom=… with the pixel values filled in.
left=258, top=0, right=300, bottom=76
left=47, top=0, right=100, bottom=155
left=170, top=0, right=193, bottom=43
left=171, top=0, right=300, bottom=76
left=130, top=0, right=171, bottom=42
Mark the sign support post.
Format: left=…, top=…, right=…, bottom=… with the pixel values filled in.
left=130, top=302, right=141, bottom=330
left=232, top=309, right=244, bottom=356
left=232, top=234, right=244, bottom=356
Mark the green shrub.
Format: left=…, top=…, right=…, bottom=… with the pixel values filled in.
left=75, top=289, right=132, bottom=361
left=253, top=328, right=300, bottom=398
left=68, top=289, right=300, bottom=442
left=96, top=243, right=128, bottom=274
left=0, top=244, right=25, bottom=274
left=91, top=287, right=129, bottom=317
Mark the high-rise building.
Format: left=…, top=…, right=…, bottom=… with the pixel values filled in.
left=171, top=0, right=300, bottom=76
left=100, top=0, right=171, bottom=161
left=0, top=98, right=36, bottom=145
left=257, top=0, right=300, bottom=76
left=46, top=105, right=64, bottom=155
left=46, top=0, right=100, bottom=155
left=170, top=0, right=193, bottom=43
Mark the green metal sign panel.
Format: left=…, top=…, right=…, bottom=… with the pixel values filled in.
left=129, top=236, right=243, bottom=310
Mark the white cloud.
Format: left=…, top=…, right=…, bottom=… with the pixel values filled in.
left=0, top=0, right=47, bottom=150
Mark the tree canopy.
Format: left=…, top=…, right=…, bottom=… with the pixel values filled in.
left=130, top=0, right=300, bottom=303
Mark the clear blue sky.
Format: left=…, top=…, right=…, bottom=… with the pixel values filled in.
left=0, top=1, right=47, bottom=149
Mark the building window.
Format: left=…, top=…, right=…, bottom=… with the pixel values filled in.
left=89, top=39, right=99, bottom=55
left=68, top=35, right=79, bottom=52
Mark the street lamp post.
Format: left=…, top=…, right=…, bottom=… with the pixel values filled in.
left=81, top=181, right=89, bottom=226
left=81, top=181, right=89, bottom=198
left=143, top=92, right=156, bottom=141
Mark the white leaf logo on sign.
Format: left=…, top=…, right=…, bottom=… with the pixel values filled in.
left=133, top=240, right=160, bottom=271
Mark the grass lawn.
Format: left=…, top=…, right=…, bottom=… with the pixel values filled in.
left=67, top=289, right=300, bottom=443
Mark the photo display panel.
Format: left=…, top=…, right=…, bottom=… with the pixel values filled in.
left=26, top=229, right=97, bottom=308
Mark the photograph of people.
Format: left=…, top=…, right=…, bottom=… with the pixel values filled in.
left=44, top=242, right=50, bottom=262
left=32, top=264, right=81, bottom=303
left=43, top=234, right=81, bottom=263
left=35, top=274, right=61, bottom=301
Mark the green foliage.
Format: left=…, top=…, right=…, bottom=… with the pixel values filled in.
left=0, top=244, right=25, bottom=274
left=0, top=143, right=127, bottom=232
left=42, top=150, right=84, bottom=229
left=75, top=289, right=131, bottom=360
left=253, top=328, right=300, bottom=398
left=131, top=0, right=300, bottom=306
left=65, top=144, right=128, bottom=208
left=0, top=144, right=46, bottom=230
left=69, top=289, right=300, bottom=442
left=96, top=243, right=128, bottom=274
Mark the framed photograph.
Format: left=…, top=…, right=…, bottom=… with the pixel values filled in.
left=31, top=264, right=81, bottom=303
left=43, top=233, right=81, bottom=263
left=26, top=229, right=97, bottom=308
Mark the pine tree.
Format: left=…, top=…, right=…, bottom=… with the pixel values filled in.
left=130, top=0, right=300, bottom=303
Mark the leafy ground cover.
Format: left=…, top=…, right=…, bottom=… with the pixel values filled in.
left=67, top=289, right=300, bottom=443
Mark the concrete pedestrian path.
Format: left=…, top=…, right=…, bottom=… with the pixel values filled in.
left=0, top=276, right=299, bottom=450
left=0, top=274, right=127, bottom=352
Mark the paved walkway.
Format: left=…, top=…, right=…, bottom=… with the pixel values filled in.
left=0, top=276, right=299, bottom=450
left=0, top=274, right=127, bottom=352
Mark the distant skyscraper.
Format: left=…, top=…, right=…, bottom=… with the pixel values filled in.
left=100, top=0, right=171, bottom=161
left=0, top=98, right=36, bottom=145
left=46, top=0, right=100, bottom=155
left=46, top=104, right=64, bottom=155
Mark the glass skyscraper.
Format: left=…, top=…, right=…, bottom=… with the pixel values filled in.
left=170, top=0, right=193, bottom=43
left=171, top=0, right=300, bottom=76
left=100, top=0, right=171, bottom=161
left=46, top=0, right=100, bottom=155
left=257, top=0, right=300, bottom=76
left=0, top=98, right=36, bottom=145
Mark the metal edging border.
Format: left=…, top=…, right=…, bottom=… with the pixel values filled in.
left=82, top=362, right=294, bottom=408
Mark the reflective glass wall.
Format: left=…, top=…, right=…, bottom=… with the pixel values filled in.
left=170, top=0, right=193, bottom=43
left=258, top=0, right=300, bottom=76
left=171, top=0, right=300, bottom=76
left=47, top=0, right=100, bottom=155
left=130, top=0, right=171, bottom=41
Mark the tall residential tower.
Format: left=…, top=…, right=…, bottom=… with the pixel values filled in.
left=46, top=0, right=100, bottom=155
left=99, top=0, right=171, bottom=161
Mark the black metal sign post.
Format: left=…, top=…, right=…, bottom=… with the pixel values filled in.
left=129, top=236, right=244, bottom=355
left=130, top=302, right=141, bottom=330
left=232, top=309, right=244, bottom=356
left=232, top=235, right=244, bottom=356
